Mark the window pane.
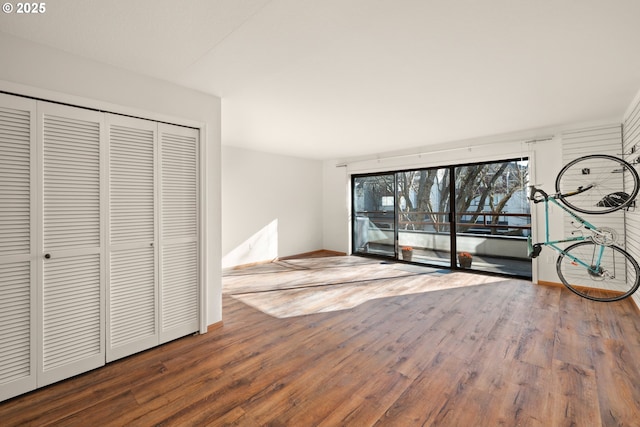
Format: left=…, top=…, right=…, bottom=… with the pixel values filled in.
left=454, top=159, right=531, bottom=277
left=397, top=168, right=451, bottom=267
left=353, top=174, right=395, bottom=257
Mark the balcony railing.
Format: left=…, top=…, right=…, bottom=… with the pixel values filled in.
left=354, top=210, right=533, bottom=275
left=357, top=210, right=531, bottom=236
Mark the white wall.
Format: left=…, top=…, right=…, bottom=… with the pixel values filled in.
left=322, top=161, right=350, bottom=254
left=0, top=33, right=223, bottom=326
left=221, top=146, right=323, bottom=268
left=530, top=138, right=564, bottom=283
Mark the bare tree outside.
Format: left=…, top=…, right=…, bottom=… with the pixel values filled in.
left=396, top=160, right=528, bottom=235
left=455, top=161, right=529, bottom=234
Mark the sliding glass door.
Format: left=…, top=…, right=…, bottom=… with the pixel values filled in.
left=351, top=158, right=531, bottom=278
left=353, top=174, right=396, bottom=257
left=454, top=159, right=531, bottom=276
left=397, top=168, right=451, bottom=267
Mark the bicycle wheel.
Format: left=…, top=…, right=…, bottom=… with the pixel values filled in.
left=556, top=241, right=640, bottom=302
left=555, top=154, right=639, bottom=214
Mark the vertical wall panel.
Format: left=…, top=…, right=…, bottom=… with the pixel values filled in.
left=623, top=95, right=640, bottom=307
left=561, top=125, right=626, bottom=238
left=560, top=126, right=625, bottom=292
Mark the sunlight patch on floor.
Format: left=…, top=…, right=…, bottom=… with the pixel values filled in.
left=229, top=270, right=508, bottom=318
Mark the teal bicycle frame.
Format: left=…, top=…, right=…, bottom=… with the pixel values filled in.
left=529, top=186, right=606, bottom=273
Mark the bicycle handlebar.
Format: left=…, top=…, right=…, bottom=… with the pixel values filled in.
left=529, top=186, right=548, bottom=203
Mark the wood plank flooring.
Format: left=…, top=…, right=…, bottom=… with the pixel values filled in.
left=2, top=256, right=640, bottom=426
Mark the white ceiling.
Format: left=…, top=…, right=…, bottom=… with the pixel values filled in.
left=2, top=0, right=640, bottom=160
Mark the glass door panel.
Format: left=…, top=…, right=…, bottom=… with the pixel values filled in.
left=353, top=174, right=396, bottom=257
left=397, top=168, right=451, bottom=267
left=454, top=159, right=531, bottom=277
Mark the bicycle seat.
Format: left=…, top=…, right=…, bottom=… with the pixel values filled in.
left=596, top=191, right=630, bottom=208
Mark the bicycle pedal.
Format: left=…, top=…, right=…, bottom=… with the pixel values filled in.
left=530, top=244, right=542, bottom=258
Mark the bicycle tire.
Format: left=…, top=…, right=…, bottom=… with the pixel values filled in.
left=556, top=241, right=640, bottom=302
left=555, top=154, right=639, bottom=214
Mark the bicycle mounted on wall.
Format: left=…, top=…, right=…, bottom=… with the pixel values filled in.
left=528, top=154, right=640, bottom=302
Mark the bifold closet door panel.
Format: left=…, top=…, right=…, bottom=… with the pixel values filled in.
left=158, top=124, right=200, bottom=343
left=0, top=94, right=37, bottom=402
left=106, top=114, right=158, bottom=362
left=38, top=102, right=105, bottom=387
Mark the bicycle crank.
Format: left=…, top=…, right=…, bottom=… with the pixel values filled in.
left=591, top=227, right=618, bottom=246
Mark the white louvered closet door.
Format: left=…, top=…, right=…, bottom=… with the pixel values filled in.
left=106, top=115, right=158, bottom=362
left=0, top=94, right=37, bottom=402
left=38, top=102, right=105, bottom=387
left=158, top=124, right=200, bottom=343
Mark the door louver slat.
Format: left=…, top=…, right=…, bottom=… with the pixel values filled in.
left=0, top=262, right=31, bottom=385
left=162, top=243, right=198, bottom=328
left=161, top=132, right=197, bottom=240
left=109, top=124, right=155, bottom=245
left=0, top=107, right=31, bottom=257
left=42, top=254, right=101, bottom=371
left=110, top=247, right=155, bottom=348
left=43, top=115, right=100, bottom=251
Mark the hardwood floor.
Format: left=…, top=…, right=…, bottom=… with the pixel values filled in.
left=2, top=256, right=640, bottom=426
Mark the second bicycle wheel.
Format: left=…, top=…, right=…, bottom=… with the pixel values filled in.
left=555, top=154, right=639, bottom=214
left=556, top=241, right=640, bottom=302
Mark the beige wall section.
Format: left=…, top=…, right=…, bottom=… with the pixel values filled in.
left=221, top=146, right=323, bottom=268
left=0, top=33, right=223, bottom=326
